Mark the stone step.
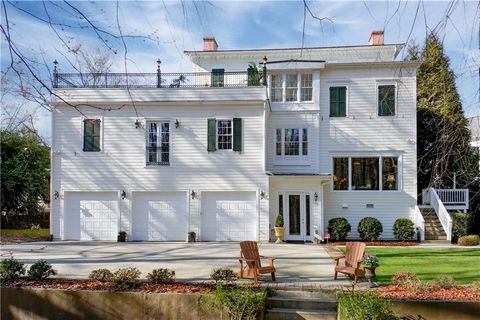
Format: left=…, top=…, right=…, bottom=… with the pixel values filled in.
left=266, top=308, right=337, bottom=320
left=266, top=297, right=336, bottom=310
left=272, top=289, right=336, bottom=301
left=425, top=235, right=447, bottom=240
left=423, top=239, right=451, bottom=244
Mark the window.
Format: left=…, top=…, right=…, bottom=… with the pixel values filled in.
left=278, top=194, right=283, bottom=216
left=217, top=120, right=232, bottom=150
left=305, top=194, right=310, bottom=236
left=270, top=73, right=313, bottom=103
left=270, top=74, right=283, bottom=102
left=352, top=158, right=379, bottom=190
left=382, top=157, right=398, bottom=190
left=285, top=74, right=298, bottom=102
left=207, top=118, right=242, bottom=152
left=211, top=68, right=224, bottom=87
left=146, top=121, right=170, bottom=165
left=83, top=119, right=101, bottom=152
left=275, top=128, right=308, bottom=157
left=300, top=74, right=313, bottom=101
left=333, top=158, right=349, bottom=190
left=330, top=86, right=347, bottom=117
left=378, top=85, right=395, bottom=116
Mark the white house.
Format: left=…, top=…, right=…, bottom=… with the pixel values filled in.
left=50, top=31, right=425, bottom=242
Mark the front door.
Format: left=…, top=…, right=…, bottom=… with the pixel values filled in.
left=284, top=193, right=312, bottom=241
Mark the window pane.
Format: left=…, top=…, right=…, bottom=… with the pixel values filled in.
left=276, top=128, right=282, bottom=155
left=300, top=74, right=312, bottom=101
left=302, top=128, right=308, bottom=155
left=330, top=87, right=346, bottom=117
left=378, top=85, right=395, bottom=116
left=285, top=74, right=297, bottom=102
left=217, top=120, right=232, bottom=150
left=333, top=158, right=349, bottom=190
left=83, top=119, right=101, bottom=152
left=278, top=194, right=283, bottom=216
left=146, top=121, right=169, bottom=165
left=305, top=194, right=310, bottom=236
left=212, top=69, right=224, bottom=87
left=161, top=122, right=169, bottom=164
left=284, top=128, right=299, bottom=155
left=352, top=158, right=379, bottom=190
left=382, top=157, right=398, bottom=190
left=271, top=75, right=283, bottom=102
left=288, top=194, right=300, bottom=235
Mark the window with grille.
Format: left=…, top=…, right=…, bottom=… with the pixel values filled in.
left=300, top=74, right=313, bottom=101
left=83, top=119, right=101, bottom=152
left=217, top=119, right=232, bottom=150
left=275, top=128, right=308, bottom=157
left=146, top=121, right=170, bottom=165
left=270, top=74, right=283, bottom=102
left=285, top=74, right=298, bottom=102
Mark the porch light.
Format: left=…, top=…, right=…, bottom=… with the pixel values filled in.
left=191, top=190, right=197, bottom=200
left=175, top=119, right=180, bottom=128
left=54, top=190, right=59, bottom=200
left=121, top=190, right=127, bottom=200
left=314, top=192, right=318, bottom=202
left=134, top=119, right=141, bottom=129
left=260, top=190, right=267, bottom=200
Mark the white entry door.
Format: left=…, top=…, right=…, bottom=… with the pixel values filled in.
left=284, top=193, right=312, bottom=242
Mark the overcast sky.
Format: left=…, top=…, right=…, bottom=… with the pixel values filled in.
left=1, top=0, right=479, bottom=141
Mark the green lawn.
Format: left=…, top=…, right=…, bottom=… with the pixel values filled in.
left=0, top=229, right=50, bottom=237
left=340, top=247, right=480, bottom=284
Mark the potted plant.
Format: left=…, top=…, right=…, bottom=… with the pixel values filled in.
left=117, top=231, right=127, bottom=242
left=188, top=231, right=196, bottom=243
left=361, top=253, right=379, bottom=287
left=274, top=214, right=285, bottom=244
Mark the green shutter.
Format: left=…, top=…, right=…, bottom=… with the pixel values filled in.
left=338, top=87, right=347, bottom=117
left=233, top=118, right=242, bottom=152
left=207, top=118, right=217, bottom=152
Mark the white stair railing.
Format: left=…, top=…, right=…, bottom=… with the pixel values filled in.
left=414, top=205, right=425, bottom=241
left=429, top=188, right=452, bottom=241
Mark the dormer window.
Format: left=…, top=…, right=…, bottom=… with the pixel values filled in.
left=270, top=74, right=313, bottom=103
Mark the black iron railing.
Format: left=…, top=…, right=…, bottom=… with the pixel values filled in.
left=53, top=71, right=264, bottom=89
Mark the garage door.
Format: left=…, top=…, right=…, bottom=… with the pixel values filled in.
left=64, top=192, right=119, bottom=241
left=201, top=192, right=257, bottom=241
left=132, top=192, right=188, bottom=241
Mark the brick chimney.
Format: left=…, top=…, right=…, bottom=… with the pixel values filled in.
left=368, top=31, right=384, bottom=46
left=203, top=37, right=218, bottom=51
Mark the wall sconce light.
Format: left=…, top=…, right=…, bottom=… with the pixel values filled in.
left=54, top=190, right=59, bottom=200
left=121, top=190, right=127, bottom=200
left=175, top=119, right=180, bottom=128
left=191, top=190, right=197, bottom=200
left=260, top=190, right=267, bottom=200
left=314, top=192, right=318, bottom=202
left=134, top=119, right=141, bottom=129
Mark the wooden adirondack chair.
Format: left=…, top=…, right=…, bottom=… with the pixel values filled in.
left=238, top=241, right=276, bottom=285
left=334, top=242, right=366, bottom=283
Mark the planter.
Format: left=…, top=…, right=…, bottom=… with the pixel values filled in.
left=117, top=232, right=127, bottom=242
left=274, top=227, right=285, bottom=244
left=188, top=233, right=196, bottom=243
left=363, top=266, right=378, bottom=287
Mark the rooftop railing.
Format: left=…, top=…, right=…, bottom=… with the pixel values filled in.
left=53, top=71, right=264, bottom=89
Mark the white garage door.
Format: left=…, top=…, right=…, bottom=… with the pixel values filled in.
left=202, top=192, right=257, bottom=241
left=64, top=192, right=119, bottom=241
left=132, top=192, right=188, bottom=241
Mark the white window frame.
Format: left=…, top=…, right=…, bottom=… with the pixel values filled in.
left=328, top=83, right=350, bottom=118
left=145, top=119, right=171, bottom=166
left=376, top=81, right=398, bottom=117
left=300, top=73, right=313, bottom=102
left=331, top=154, right=402, bottom=192
left=216, top=118, right=233, bottom=151
left=270, top=73, right=314, bottom=103
left=275, top=127, right=308, bottom=158
left=80, top=116, right=104, bottom=153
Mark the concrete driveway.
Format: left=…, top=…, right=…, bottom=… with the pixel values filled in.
left=1, top=241, right=352, bottom=287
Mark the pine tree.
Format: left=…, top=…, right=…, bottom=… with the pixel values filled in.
left=411, top=33, right=479, bottom=232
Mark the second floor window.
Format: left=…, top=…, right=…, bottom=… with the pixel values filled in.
left=147, top=121, right=170, bottom=165
left=330, top=86, right=347, bottom=117
left=378, top=85, right=396, bottom=116
left=276, top=128, right=308, bottom=156
left=285, top=74, right=298, bottom=102
left=271, top=74, right=283, bottom=102
left=270, top=74, right=313, bottom=103
left=83, top=119, right=101, bottom=152
left=211, top=69, right=224, bottom=87
left=217, top=119, right=232, bottom=150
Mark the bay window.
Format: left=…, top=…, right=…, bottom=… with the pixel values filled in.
left=382, top=157, right=398, bottom=190
left=352, top=157, right=379, bottom=190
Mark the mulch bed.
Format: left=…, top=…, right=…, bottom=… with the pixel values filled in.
left=0, top=235, right=50, bottom=244
left=323, top=241, right=419, bottom=247
left=9, top=279, right=214, bottom=294
left=376, top=284, right=480, bottom=301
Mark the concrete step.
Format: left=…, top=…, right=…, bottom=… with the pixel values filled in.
left=266, top=308, right=337, bottom=320
left=423, top=239, right=451, bottom=244
left=272, top=289, right=336, bottom=301
left=425, top=235, right=447, bottom=240
left=266, top=297, right=336, bottom=310
left=424, top=228, right=446, bottom=234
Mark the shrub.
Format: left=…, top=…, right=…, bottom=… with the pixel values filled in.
left=275, top=215, right=284, bottom=227
left=27, top=260, right=57, bottom=280
left=147, top=268, right=175, bottom=284
left=433, top=275, right=455, bottom=289
left=358, top=217, right=383, bottom=241
left=327, top=217, right=351, bottom=240
left=89, top=268, right=113, bottom=282
left=0, top=258, right=25, bottom=285
left=337, top=291, right=396, bottom=320
left=393, top=218, right=415, bottom=241
left=451, top=212, right=472, bottom=239
left=391, top=272, right=426, bottom=293
left=112, top=267, right=141, bottom=291
left=210, top=268, right=237, bottom=284
left=457, top=235, right=480, bottom=246
left=202, top=284, right=266, bottom=320
left=471, top=281, right=480, bottom=294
